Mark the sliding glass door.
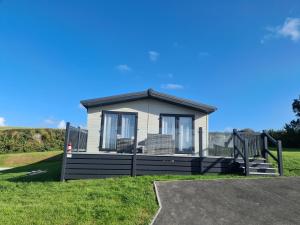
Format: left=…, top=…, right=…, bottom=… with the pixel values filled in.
left=161, top=116, right=176, bottom=140
left=102, top=113, right=118, bottom=149
left=101, top=111, right=137, bottom=151
left=178, top=117, right=193, bottom=152
left=120, top=114, right=136, bottom=140
left=161, top=114, right=194, bottom=153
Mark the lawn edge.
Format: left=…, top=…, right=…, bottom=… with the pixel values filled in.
left=149, top=181, right=162, bottom=225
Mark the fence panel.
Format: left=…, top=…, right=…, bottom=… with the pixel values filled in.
left=207, top=132, right=234, bottom=157
left=240, top=132, right=263, bottom=158
left=68, top=126, right=88, bottom=152
left=207, top=131, right=263, bottom=158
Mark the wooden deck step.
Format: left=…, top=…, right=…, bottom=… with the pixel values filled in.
left=236, top=158, right=266, bottom=164
left=249, top=162, right=273, bottom=168
left=241, top=166, right=276, bottom=173
left=249, top=172, right=279, bottom=176
left=237, top=160, right=277, bottom=176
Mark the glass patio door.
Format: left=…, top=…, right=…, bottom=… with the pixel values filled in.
left=102, top=113, right=118, bottom=149
left=120, top=114, right=136, bottom=140
left=178, top=117, right=193, bottom=152
left=101, top=112, right=137, bottom=151
left=161, top=114, right=194, bottom=153
left=161, top=116, right=176, bottom=140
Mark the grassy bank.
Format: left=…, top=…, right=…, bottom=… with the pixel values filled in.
left=0, top=128, right=64, bottom=153
left=0, top=149, right=299, bottom=225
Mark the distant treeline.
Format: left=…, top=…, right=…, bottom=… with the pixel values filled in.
left=0, top=128, right=65, bottom=153
left=268, top=130, right=300, bottom=148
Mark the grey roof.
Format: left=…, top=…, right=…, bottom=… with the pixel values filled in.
left=80, top=89, right=217, bottom=114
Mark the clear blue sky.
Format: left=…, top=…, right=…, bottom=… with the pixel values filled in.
left=0, top=0, right=299, bottom=131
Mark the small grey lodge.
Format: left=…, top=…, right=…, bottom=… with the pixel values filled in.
left=82, top=88, right=216, bottom=156
left=61, top=89, right=283, bottom=180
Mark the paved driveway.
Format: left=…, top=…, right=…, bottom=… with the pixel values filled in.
left=152, top=177, right=300, bottom=225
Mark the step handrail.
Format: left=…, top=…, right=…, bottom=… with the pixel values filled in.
left=233, top=129, right=250, bottom=176
left=262, top=130, right=283, bottom=176
left=233, top=130, right=245, bottom=159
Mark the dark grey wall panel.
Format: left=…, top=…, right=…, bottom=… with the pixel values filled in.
left=65, top=174, right=127, bottom=179
left=136, top=170, right=195, bottom=175
left=136, top=155, right=200, bottom=161
left=71, top=153, right=132, bottom=160
left=67, top=159, right=132, bottom=165
left=136, top=165, right=202, bottom=172
left=63, top=153, right=236, bottom=180
left=65, top=169, right=131, bottom=175
left=201, top=157, right=233, bottom=163
left=201, top=167, right=233, bottom=173
left=136, top=160, right=199, bottom=167
left=66, top=164, right=132, bottom=170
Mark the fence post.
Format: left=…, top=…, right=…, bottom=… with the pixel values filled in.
left=198, top=127, right=203, bottom=174
left=77, top=126, right=81, bottom=152
left=199, top=127, right=203, bottom=157
left=232, top=130, right=236, bottom=162
left=263, top=134, right=269, bottom=162
left=277, top=140, right=283, bottom=176
left=60, top=122, right=70, bottom=182
left=244, top=139, right=250, bottom=176
left=131, top=114, right=138, bottom=177
left=132, top=146, right=137, bottom=177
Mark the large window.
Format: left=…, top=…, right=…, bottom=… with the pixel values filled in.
left=100, top=111, right=137, bottom=152
left=102, top=113, right=118, bottom=149
left=161, top=116, right=176, bottom=140
left=178, top=117, right=193, bottom=152
left=160, top=114, right=194, bottom=153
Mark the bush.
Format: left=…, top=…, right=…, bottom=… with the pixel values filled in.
left=0, top=129, right=65, bottom=153
left=268, top=129, right=300, bottom=148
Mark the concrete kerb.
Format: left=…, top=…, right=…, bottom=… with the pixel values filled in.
left=149, top=181, right=162, bottom=225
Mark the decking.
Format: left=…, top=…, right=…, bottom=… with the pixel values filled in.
left=60, top=123, right=283, bottom=180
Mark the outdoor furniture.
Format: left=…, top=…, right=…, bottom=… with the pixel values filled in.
left=116, top=138, right=134, bottom=153
left=143, top=134, right=175, bottom=155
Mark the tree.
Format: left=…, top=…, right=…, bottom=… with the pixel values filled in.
left=285, top=95, right=300, bottom=132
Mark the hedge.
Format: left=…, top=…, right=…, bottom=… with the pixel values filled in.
left=0, top=128, right=65, bottom=154
left=268, top=130, right=300, bottom=148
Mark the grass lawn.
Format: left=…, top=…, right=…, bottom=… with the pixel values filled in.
left=270, top=148, right=300, bottom=176
left=0, top=149, right=299, bottom=225
left=0, top=151, right=62, bottom=168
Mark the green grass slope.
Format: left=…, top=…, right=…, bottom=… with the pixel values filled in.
left=0, top=128, right=64, bottom=153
